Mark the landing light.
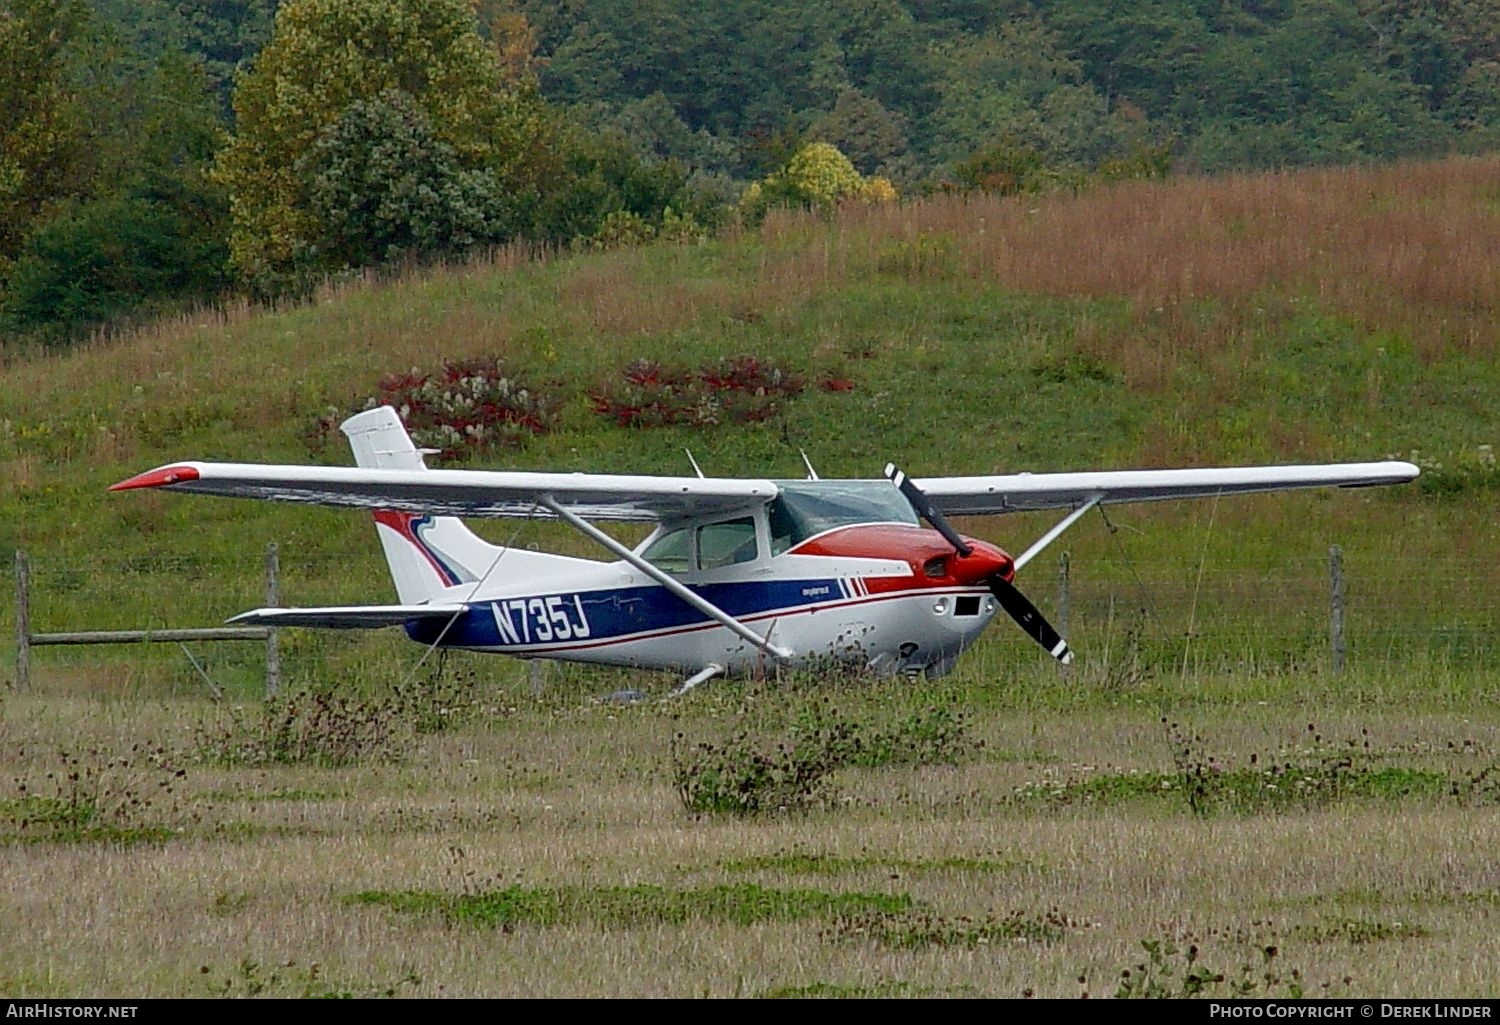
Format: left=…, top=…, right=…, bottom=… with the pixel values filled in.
left=932, top=598, right=948, bottom=615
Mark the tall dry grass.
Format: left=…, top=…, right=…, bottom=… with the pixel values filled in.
left=835, top=154, right=1500, bottom=360
left=3, top=155, right=1494, bottom=451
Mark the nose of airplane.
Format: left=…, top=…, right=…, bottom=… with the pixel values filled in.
left=949, top=539, right=1013, bottom=585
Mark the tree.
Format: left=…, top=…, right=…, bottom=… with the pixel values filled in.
left=1, top=52, right=230, bottom=341
left=302, top=89, right=504, bottom=268
left=810, top=89, right=909, bottom=175
left=740, top=141, right=896, bottom=223
left=172, top=0, right=281, bottom=114
left=216, top=0, right=550, bottom=285
left=0, top=0, right=94, bottom=271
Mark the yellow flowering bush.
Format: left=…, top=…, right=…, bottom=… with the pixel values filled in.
left=740, top=142, right=897, bottom=223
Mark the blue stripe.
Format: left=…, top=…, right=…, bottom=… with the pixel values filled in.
left=406, top=578, right=849, bottom=648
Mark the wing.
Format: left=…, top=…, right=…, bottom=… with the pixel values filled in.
left=916, top=461, right=1419, bottom=515
left=227, top=604, right=469, bottom=629
left=111, top=463, right=779, bottom=522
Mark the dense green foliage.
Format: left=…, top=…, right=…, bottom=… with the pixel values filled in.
left=1, top=0, right=1498, bottom=341
left=521, top=0, right=1499, bottom=181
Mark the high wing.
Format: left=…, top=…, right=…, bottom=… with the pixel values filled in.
left=916, top=461, right=1419, bottom=516
left=227, top=604, right=469, bottom=629
left=110, top=463, right=779, bottom=522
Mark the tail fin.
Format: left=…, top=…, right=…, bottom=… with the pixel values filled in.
left=341, top=406, right=503, bottom=603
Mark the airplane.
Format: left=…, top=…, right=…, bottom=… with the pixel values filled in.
left=110, top=405, right=1419, bottom=692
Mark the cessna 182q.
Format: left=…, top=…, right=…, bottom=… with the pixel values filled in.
left=111, top=406, right=1418, bottom=691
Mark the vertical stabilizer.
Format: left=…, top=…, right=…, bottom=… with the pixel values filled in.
left=341, top=406, right=501, bottom=603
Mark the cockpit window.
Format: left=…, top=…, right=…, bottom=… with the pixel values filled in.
left=698, top=517, right=758, bottom=569
left=767, top=480, right=918, bottom=554
left=640, top=526, right=692, bottom=572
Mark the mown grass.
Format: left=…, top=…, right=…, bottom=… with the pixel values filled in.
left=0, top=679, right=1493, bottom=997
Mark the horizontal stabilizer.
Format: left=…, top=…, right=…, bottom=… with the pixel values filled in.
left=227, top=604, right=468, bottom=630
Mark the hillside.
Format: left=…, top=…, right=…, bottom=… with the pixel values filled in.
left=3, top=155, right=1499, bottom=694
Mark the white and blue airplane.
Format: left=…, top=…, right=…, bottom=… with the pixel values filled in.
left=112, top=406, right=1418, bottom=691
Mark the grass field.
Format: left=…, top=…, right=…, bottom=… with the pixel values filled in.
left=1, top=155, right=1499, bottom=997
left=1, top=663, right=1496, bottom=998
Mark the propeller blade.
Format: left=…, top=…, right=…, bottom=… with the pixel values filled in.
left=884, top=463, right=972, bottom=557
left=989, top=575, right=1073, bottom=665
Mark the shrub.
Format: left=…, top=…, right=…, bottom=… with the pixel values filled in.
left=590, top=354, right=803, bottom=428
left=740, top=142, right=897, bottom=224
left=673, top=697, right=975, bottom=816
left=307, top=357, right=562, bottom=459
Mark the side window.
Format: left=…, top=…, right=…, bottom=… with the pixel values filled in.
left=697, top=517, right=758, bottom=569
left=767, top=497, right=796, bottom=556
left=640, top=527, right=692, bottom=572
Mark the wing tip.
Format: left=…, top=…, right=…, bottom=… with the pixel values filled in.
left=110, top=465, right=200, bottom=492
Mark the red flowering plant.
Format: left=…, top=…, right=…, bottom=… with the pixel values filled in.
left=591, top=355, right=805, bottom=428
left=305, top=357, right=563, bottom=460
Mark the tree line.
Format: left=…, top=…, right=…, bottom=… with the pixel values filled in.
left=2, top=0, right=1496, bottom=344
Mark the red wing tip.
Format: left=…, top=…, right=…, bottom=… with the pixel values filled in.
left=109, top=465, right=200, bottom=492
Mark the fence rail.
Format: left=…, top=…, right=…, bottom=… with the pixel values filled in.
left=13, top=546, right=283, bottom=695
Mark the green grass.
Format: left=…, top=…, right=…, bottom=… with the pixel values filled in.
left=352, top=883, right=914, bottom=929
left=1007, top=765, right=1454, bottom=813
left=824, top=907, right=1085, bottom=948
left=720, top=852, right=1040, bottom=876
left=760, top=979, right=933, bottom=998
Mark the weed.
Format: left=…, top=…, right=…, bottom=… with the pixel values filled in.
left=1008, top=722, right=1454, bottom=814
left=1289, top=918, right=1431, bottom=944
left=845, top=705, right=978, bottom=768
left=390, top=667, right=506, bottom=734
left=672, top=717, right=859, bottom=815
left=761, top=980, right=928, bottom=999
left=1409, top=446, right=1500, bottom=498
left=673, top=695, right=976, bottom=816
left=209, top=893, right=254, bottom=916
left=352, top=883, right=913, bottom=929
left=1030, top=350, right=1116, bottom=385
left=3, top=745, right=185, bottom=844
left=825, top=907, right=1087, bottom=949
left=1112, top=933, right=1320, bottom=999
left=1450, top=763, right=1500, bottom=804
left=200, top=958, right=421, bottom=999
left=721, top=850, right=1035, bottom=876
left=195, top=689, right=405, bottom=767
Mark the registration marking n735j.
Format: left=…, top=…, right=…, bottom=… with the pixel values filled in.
left=491, top=595, right=592, bottom=644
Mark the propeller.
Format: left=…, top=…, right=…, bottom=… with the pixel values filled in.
left=885, top=463, right=1073, bottom=665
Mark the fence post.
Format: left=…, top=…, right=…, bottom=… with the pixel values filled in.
left=528, top=660, right=544, bottom=697
left=1058, top=551, right=1071, bottom=674
left=1329, top=544, right=1345, bottom=675
left=264, top=543, right=281, bottom=697
left=15, top=551, right=30, bottom=692
left=1058, top=551, right=1070, bottom=638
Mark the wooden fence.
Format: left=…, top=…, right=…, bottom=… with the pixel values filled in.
left=14, top=544, right=283, bottom=696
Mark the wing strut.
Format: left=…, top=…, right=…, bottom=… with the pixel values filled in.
left=540, top=497, right=794, bottom=663
left=1012, top=497, right=1102, bottom=572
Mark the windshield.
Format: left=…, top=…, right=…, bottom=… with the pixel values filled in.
left=767, top=480, right=917, bottom=555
